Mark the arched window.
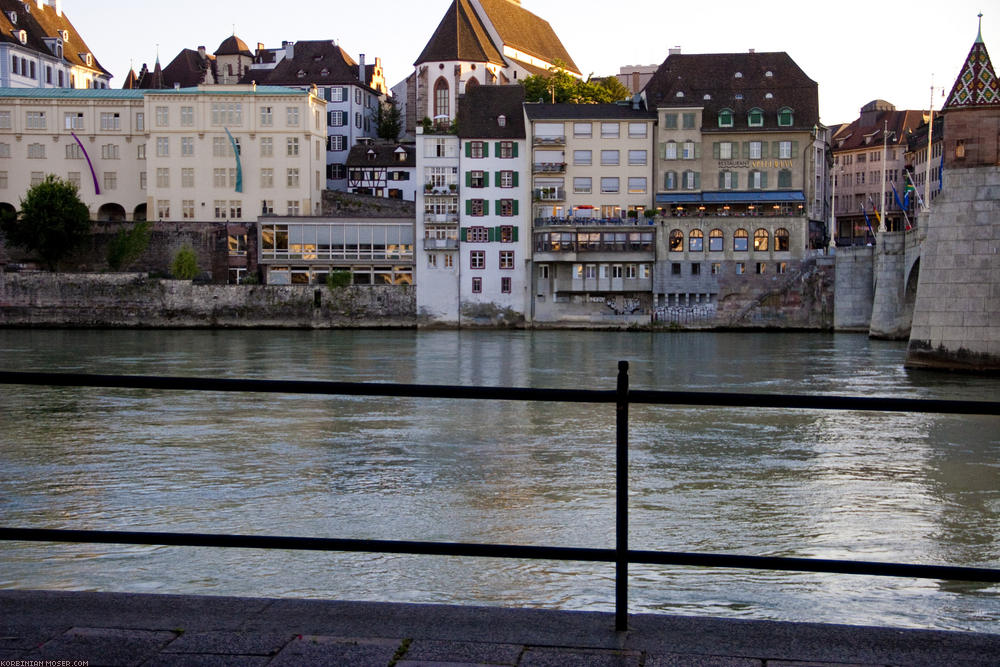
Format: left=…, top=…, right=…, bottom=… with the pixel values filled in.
left=747, top=107, right=764, bottom=127
left=778, top=107, right=794, bottom=127
left=718, top=108, right=733, bottom=128
left=775, top=228, right=790, bottom=251
left=664, top=140, right=677, bottom=160
left=754, top=228, right=769, bottom=251
left=669, top=229, right=684, bottom=252
left=709, top=229, right=724, bottom=252
left=689, top=229, right=704, bottom=252
left=734, top=228, right=748, bottom=252
left=433, top=77, right=449, bottom=119
left=464, top=76, right=479, bottom=92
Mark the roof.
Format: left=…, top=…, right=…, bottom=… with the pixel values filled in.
left=345, top=143, right=416, bottom=168
left=143, top=85, right=309, bottom=97
left=457, top=85, right=525, bottom=138
left=476, top=0, right=580, bottom=75
left=215, top=35, right=253, bottom=57
left=643, top=51, right=819, bottom=130
left=415, top=0, right=505, bottom=66
left=944, top=27, right=999, bottom=110
left=524, top=101, right=654, bottom=120
left=831, top=107, right=925, bottom=152
left=0, top=0, right=110, bottom=76
left=252, top=40, right=377, bottom=92
left=0, top=87, right=144, bottom=99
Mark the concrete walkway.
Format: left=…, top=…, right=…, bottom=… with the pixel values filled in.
left=2, top=590, right=999, bottom=666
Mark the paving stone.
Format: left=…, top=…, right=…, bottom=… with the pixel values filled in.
left=142, top=654, right=272, bottom=667
left=0, top=625, right=67, bottom=650
left=401, top=638, right=523, bottom=665
left=25, top=627, right=176, bottom=667
left=645, top=654, right=761, bottom=666
left=268, top=635, right=403, bottom=667
left=519, top=646, right=642, bottom=666
left=160, top=630, right=292, bottom=656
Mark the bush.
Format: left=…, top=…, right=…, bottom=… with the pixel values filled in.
left=326, top=270, right=351, bottom=290
left=1, top=175, right=90, bottom=271
left=106, top=221, right=151, bottom=271
left=171, top=245, right=198, bottom=280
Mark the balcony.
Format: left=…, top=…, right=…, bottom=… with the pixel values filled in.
left=424, top=213, right=459, bottom=224
left=533, top=187, right=566, bottom=202
left=424, top=184, right=458, bottom=196
left=533, top=162, right=567, bottom=175
left=533, top=135, right=566, bottom=146
left=423, top=238, right=459, bottom=251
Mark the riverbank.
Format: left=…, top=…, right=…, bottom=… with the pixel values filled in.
left=3, top=590, right=999, bottom=666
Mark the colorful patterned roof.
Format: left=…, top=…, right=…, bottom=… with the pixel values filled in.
left=944, top=18, right=999, bottom=110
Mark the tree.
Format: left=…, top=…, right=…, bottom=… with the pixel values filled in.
left=0, top=175, right=90, bottom=270
left=106, top=221, right=151, bottom=271
left=171, top=245, right=198, bottom=280
left=374, top=98, right=403, bottom=141
left=520, top=61, right=633, bottom=105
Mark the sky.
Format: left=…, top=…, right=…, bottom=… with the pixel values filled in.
left=72, top=0, right=991, bottom=126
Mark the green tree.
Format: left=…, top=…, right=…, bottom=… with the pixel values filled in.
left=171, top=245, right=198, bottom=280
left=326, top=270, right=351, bottom=290
left=374, top=98, right=403, bottom=141
left=106, top=221, right=151, bottom=271
left=0, top=175, right=90, bottom=270
left=521, top=61, right=634, bottom=105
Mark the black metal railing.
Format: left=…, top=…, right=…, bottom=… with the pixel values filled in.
left=1, top=366, right=998, bottom=632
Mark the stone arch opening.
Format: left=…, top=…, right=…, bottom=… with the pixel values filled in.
left=0, top=202, right=15, bottom=218
left=901, top=257, right=920, bottom=332
left=98, top=203, right=127, bottom=222
left=133, top=203, right=147, bottom=222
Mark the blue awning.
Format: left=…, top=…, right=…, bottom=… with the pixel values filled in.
left=655, top=193, right=704, bottom=204
left=702, top=191, right=805, bottom=203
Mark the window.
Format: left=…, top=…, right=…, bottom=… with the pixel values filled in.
left=260, top=168, right=274, bottom=188
left=212, top=137, right=228, bottom=157
left=214, top=200, right=228, bottom=219
left=0, top=171, right=6, bottom=188
left=0, top=111, right=9, bottom=129
left=501, top=276, right=512, bottom=293
left=260, top=137, right=273, bottom=157
left=155, top=167, right=169, bottom=188
left=749, top=141, right=762, bottom=159
left=689, top=229, right=704, bottom=252
left=748, top=108, right=763, bottom=127
left=287, top=200, right=300, bottom=216
left=669, top=229, right=683, bottom=252
left=778, top=107, right=794, bottom=127
left=628, top=150, right=647, bottom=166
left=287, top=168, right=300, bottom=187
left=778, top=169, right=792, bottom=188
left=213, top=168, right=227, bottom=188
left=538, top=265, right=549, bottom=280
left=498, top=141, right=514, bottom=158
left=27, top=143, right=45, bottom=159
left=682, top=113, right=696, bottom=129
left=155, top=106, right=169, bottom=126
left=229, top=200, right=242, bottom=219
left=500, top=226, right=515, bottom=243
left=777, top=262, right=788, bottom=274
left=682, top=141, right=696, bottom=159
left=625, top=264, right=638, bottom=279
left=499, top=199, right=515, bottom=216
left=433, top=78, right=449, bottom=118
left=25, top=111, right=47, bottom=130
left=718, top=142, right=734, bottom=160
left=663, top=113, right=677, bottom=129
left=671, top=262, right=681, bottom=275
left=749, top=170, right=766, bottom=189
left=601, top=122, right=619, bottom=138
left=711, top=263, right=721, bottom=275
left=775, top=228, right=790, bottom=252
left=573, top=122, right=592, bottom=137
left=468, top=170, right=485, bottom=188
left=100, top=112, right=121, bottom=131
left=612, top=265, right=623, bottom=279
left=103, top=172, right=117, bottom=190
left=355, top=112, right=362, bottom=128
left=260, top=106, right=273, bottom=126
left=574, top=150, right=592, bottom=165
left=469, top=199, right=485, bottom=216
left=601, top=150, right=619, bottom=166
left=663, top=171, right=677, bottom=190
left=181, top=168, right=194, bottom=188
left=66, top=143, right=83, bottom=159
left=328, top=135, right=346, bottom=151
left=754, top=229, right=769, bottom=251
left=683, top=171, right=699, bottom=190
left=600, top=177, right=619, bottom=193
left=691, top=263, right=701, bottom=276
left=734, top=229, right=749, bottom=252
left=628, top=122, right=647, bottom=138
left=287, top=137, right=299, bottom=156
left=261, top=200, right=274, bottom=215
left=720, top=171, right=737, bottom=190
left=778, top=141, right=793, bottom=159
left=736, top=262, right=746, bottom=275
left=467, top=226, right=489, bottom=243
left=156, top=137, right=169, bottom=157
left=471, top=277, right=482, bottom=293
left=156, top=200, right=170, bottom=219
left=101, top=144, right=120, bottom=160
left=664, top=141, right=677, bottom=160
left=718, top=109, right=733, bottom=128
left=468, top=141, right=485, bottom=158
left=286, top=107, right=300, bottom=126
left=135, top=112, right=144, bottom=131
left=0, top=143, right=9, bottom=158
left=709, top=229, right=724, bottom=252
left=499, top=170, right=515, bottom=188
left=470, top=250, right=485, bottom=269
left=29, top=171, right=43, bottom=186
left=756, top=262, right=767, bottom=275
left=574, top=177, right=592, bottom=194
left=329, top=110, right=346, bottom=127
left=138, top=172, right=146, bottom=190
left=627, top=177, right=646, bottom=194
left=499, top=250, right=514, bottom=269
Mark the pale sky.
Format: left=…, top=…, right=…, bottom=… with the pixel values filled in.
left=72, top=0, right=990, bottom=126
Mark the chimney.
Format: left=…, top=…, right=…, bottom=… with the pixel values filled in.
left=43, top=0, right=62, bottom=16
left=632, top=71, right=640, bottom=92
left=198, top=46, right=207, bottom=59
left=359, top=53, right=366, bottom=84
left=668, top=46, right=682, bottom=56
left=285, top=41, right=294, bottom=60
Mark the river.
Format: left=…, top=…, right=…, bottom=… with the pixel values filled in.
left=0, top=329, right=997, bottom=632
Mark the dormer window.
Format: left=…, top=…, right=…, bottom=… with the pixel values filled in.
left=320, top=68, right=329, bottom=77
left=703, top=94, right=711, bottom=100
left=367, top=149, right=376, bottom=161
left=60, top=30, right=69, bottom=42
left=8, top=11, right=16, bottom=24
left=85, top=53, right=93, bottom=67
left=778, top=107, right=794, bottom=127
left=764, top=92, right=773, bottom=100
left=765, top=71, right=773, bottom=78
left=734, top=72, right=743, bottom=79
left=296, top=69, right=306, bottom=78
left=718, top=109, right=734, bottom=128
left=675, top=91, right=685, bottom=98
left=18, top=30, right=26, bottom=44
left=497, top=114, right=506, bottom=127
left=747, top=108, right=764, bottom=127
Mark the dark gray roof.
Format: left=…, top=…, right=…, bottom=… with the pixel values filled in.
left=346, top=143, right=416, bottom=168
left=251, top=40, right=377, bottom=93
left=0, top=0, right=110, bottom=76
left=457, top=85, right=526, bottom=138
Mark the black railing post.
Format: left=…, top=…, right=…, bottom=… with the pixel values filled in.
left=615, top=360, right=629, bottom=632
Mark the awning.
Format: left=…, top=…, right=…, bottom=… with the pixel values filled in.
left=654, top=193, right=704, bottom=204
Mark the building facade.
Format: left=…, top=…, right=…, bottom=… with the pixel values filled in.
left=346, top=140, right=416, bottom=201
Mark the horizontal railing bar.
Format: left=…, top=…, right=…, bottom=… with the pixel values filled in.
left=2, top=528, right=998, bottom=583
left=1, top=371, right=998, bottom=416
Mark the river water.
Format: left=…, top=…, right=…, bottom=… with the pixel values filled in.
left=0, top=329, right=997, bottom=632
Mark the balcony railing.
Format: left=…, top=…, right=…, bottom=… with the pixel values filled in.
left=533, top=187, right=566, bottom=202
left=424, top=184, right=458, bottom=196
left=423, top=238, right=459, bottom=251
left=534, top=217, right=655, bottom=227
left=533, top=135, right=566, bottom=146
left=424, top=213, right=459, bottom=224
left=0, top=368, right=996, bottom=634
left=533, top=162, right=567, bottom=174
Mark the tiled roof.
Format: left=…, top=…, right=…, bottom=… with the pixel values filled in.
left=345, top=142, right=416, bottom=168
left=253, top=40, right=377, bottom=92
left=476, top=0, right=580, bottom=75
left=457, top=85, right=525, bottom=138
left=0, top=0, right=109, bottom=76
left=143, top=85, right=308, bottom=97
left=215, top=35, right=252, bottom=57
left=643, top=51, right=819, bottom=130
left=944, top=30, right=999, bottom=110
left=831, top=107, right=925, bottom=152
left=0, top=87, right=144, bottom=99
left=415, top=0, right=504, bottom=66
left=524, top=101, right=654, bottom=120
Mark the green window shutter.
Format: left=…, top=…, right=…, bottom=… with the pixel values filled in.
left=494, top=204, right=501, bottom=222
left=742, top=142, right=750, bottom=159
left=466, top=200, right=472, bottom=215
left=761, top=142, right=769, bottom=159
left=513, top=200, right=519, bottom=215
left=659, top=143, right=666, bottom=160
left=495, top=142, right=501, bottom=155
left=733, top=173, right=739, bottom=189
left=718, top=171, right=725, bottom=189
left=465, top=142, right=472, bottom=158
left=712, top=142, right=720, bottom=159
left=512, top=226, right=519, bottom=242
left=482, top=143, right=489, bottom=158
left=512, top=172, right=519, bottom=187
left=694, top=143, right=701, bottom=159
left=512, top=143, right=518, bottom=158
left=694, top=172, right=701, bottom=189
left=772, top=142, right=780, bottom=159
left=791, top=141, right=799, bottom=158
left=495, top=171, right=501, bottom=187
left=761, top=172, right=768, bottom=189
left=466, top=172, right=472, bottom=187
left=483, top=200, right=489, bottom=215
left=488, top=226, right=496, bottom=242
left=460, top=227, right=468, bottom=242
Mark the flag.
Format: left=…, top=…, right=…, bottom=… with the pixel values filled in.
left=904, top=169, right=925, bottom=208
left=868, top=196, right=881, bottom=225
left=891, top=181, right=912, bottom=230
left=225, top=128, right=244, bottom=193
left=860, top=201, right=875, bottom=240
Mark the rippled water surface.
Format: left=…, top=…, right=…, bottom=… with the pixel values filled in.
left=0, top=329, right=998, bottom=631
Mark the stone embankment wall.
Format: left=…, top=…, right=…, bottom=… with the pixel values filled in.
left=0, top=273, right=415, bottom=329
left=833, top=246, right=874, bottom=332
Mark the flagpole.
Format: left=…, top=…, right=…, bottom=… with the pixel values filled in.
left=924, top=79, right=934, bottom=212
left=880, top=120, right=888, bottom=233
